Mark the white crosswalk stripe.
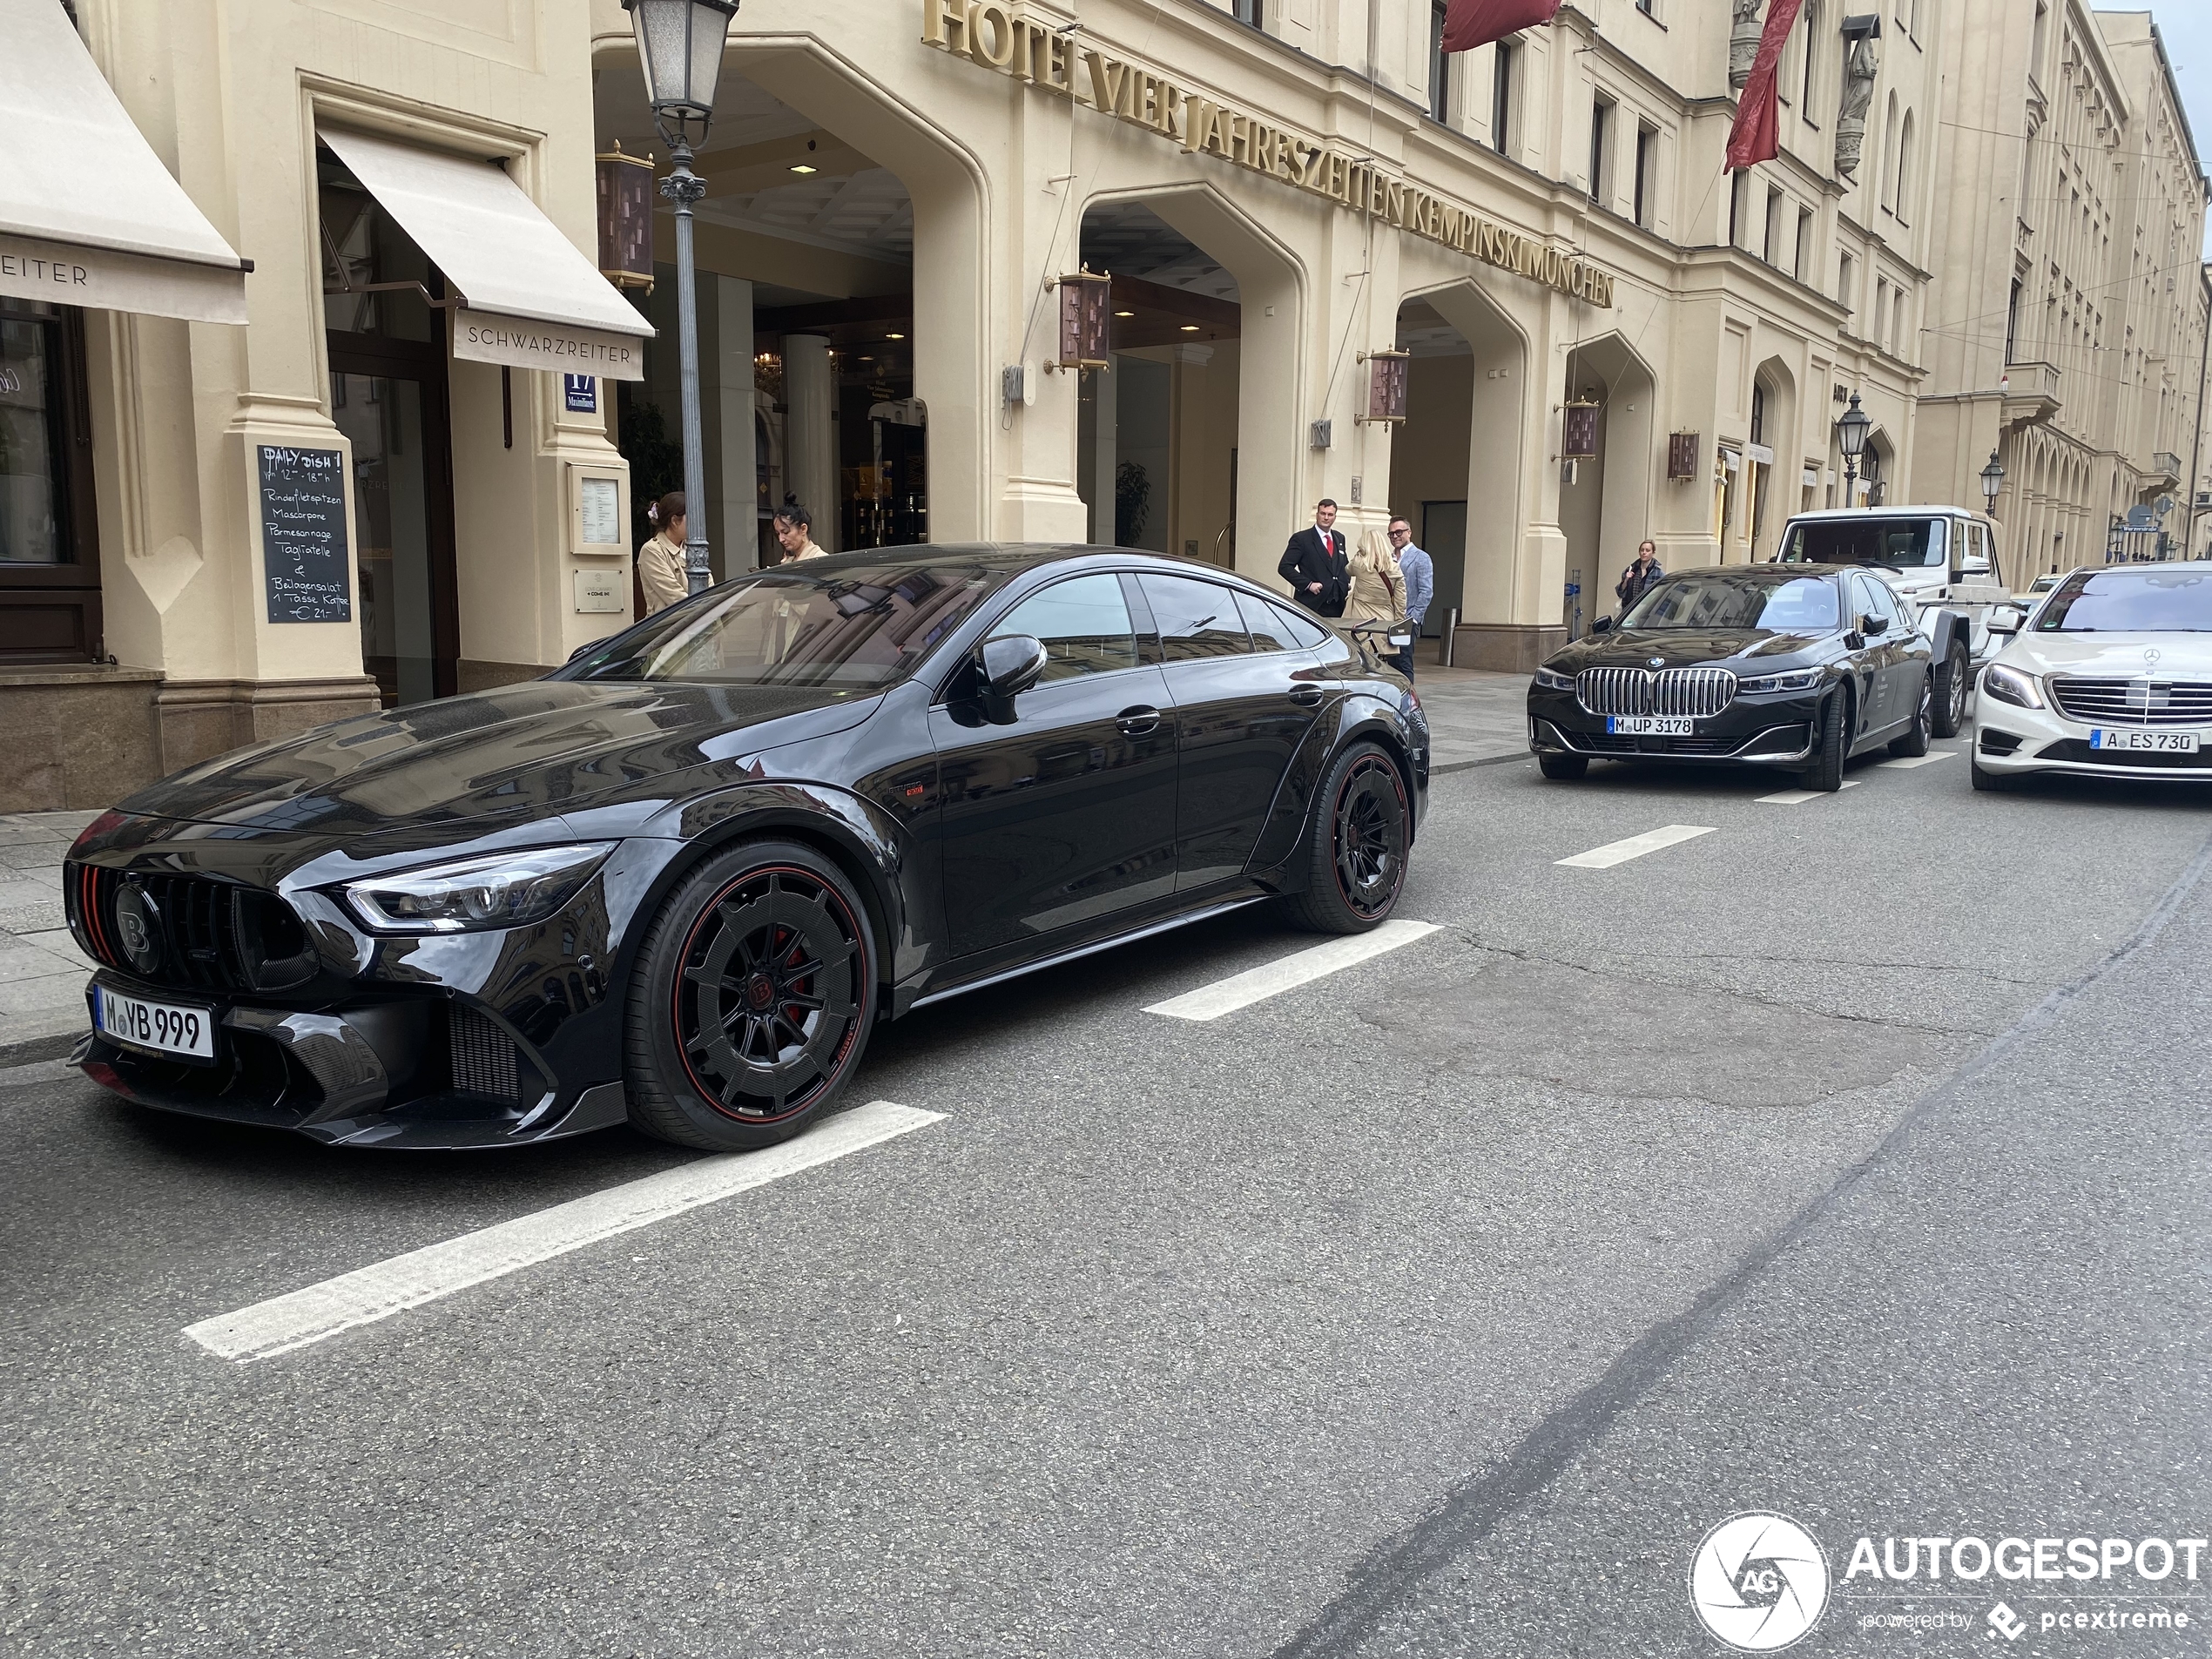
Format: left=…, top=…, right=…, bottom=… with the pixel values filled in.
left=1554, top=825, right=1717, bottom=868
left=1143, top=920, right=1440, bottom=1021
left=1757, top=781, right=1863, bottom=804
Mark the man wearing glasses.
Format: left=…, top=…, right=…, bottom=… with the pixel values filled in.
left=1387, top=517, right=1431, bottom=680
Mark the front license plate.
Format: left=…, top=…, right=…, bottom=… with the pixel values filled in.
left=95, top=986, right=215, bottom=1060
left=1607, top=716, right=1695, bottom=736
left=2090, top=729, right=2201, bottom=752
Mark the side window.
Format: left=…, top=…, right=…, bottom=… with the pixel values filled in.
left=1137, top=573, right=1251, bottom=661
left=989, top=573, right=1139, bottom=682
left=1266, top=597, right=1332, bottom=650
left=1236, top=589, right=1305, bottom=653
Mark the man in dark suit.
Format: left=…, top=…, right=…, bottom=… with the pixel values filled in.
left=1279, top=498, right=1349, bottom=617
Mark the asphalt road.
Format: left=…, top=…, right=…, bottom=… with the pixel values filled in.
left=3, top=740, right=2207, bottom=1658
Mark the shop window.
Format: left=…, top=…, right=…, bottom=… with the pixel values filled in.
left=0, top=299, right=101, bottom=663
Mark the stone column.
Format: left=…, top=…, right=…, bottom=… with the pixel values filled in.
left=783, top=334, right=837, bottom=552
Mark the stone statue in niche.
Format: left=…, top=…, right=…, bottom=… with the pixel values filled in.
left=1835, top=29, right=1880, bottom=178
left=1730, top=0, right=1764, bottom=88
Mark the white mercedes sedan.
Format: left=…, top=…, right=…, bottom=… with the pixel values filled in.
left=1973, top=562, right=2212, bottom=790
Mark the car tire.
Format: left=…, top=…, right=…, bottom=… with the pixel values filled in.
left=1931, top=644, right=1970, bottom=738
left=625, top=840, right=877, bottom=1152
left=1887, top=672, right=1932, bottom=758
left=1970, top=756, right=2016, bottom=793
left=1278, top=741, right=1410, bottom=934
left=1798, top=691, right=1848, bottom=792
left=1537, top=753, right=1588, bottom=780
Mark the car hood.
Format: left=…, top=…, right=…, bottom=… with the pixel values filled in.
left=1995, top=631, right=2212, bottom=678
left=1547, top=628, right=1831, bottom=671
left=117, top=678, right=883, bottom=839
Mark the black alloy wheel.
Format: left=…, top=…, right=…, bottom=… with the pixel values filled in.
left=1281, top=741, right=1408, bottom=934
left=1889, top=671, right=1932, bottom=758
left=1932, top=644, right=1970, bottom=738
left=627, top=840, right=876, bottom=1151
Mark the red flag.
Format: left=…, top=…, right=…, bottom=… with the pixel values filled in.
left=1441, top=0, right=1561, bottom=55
left=1725, top=0, right=1806, bottom=171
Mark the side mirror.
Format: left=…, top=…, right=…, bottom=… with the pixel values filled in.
left=980, top=633, right=1049, bottom=701
left=1591, top=616, right=1615, bottom=635
left=1860, top=613, right=1889, bottom=636
left=1986, top=604, right=2026, bottom=636
left=1958, top=557, right=1993, bottom=577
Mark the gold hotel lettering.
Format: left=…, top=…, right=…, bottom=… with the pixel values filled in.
left=922, top=0, right=1615, bottom=307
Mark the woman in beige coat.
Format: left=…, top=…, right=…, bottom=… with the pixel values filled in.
left=637, top=492, right=689, bottom=615
left=1343, top=526, right=1412, bottom=676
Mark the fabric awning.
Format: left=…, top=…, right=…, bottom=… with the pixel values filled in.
left=0, top=0, right=249, bottom=323
left=320, top=127, right=652, bottom=382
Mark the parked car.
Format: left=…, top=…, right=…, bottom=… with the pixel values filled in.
left=65, top=546, right=1428, bottom=1151
left=1771, top=505, right=2005, bottom=737
left=1529, top=564, right=1935, bottom=792
left=1971, top=561, right=2212, bottom=790
left=2017, top=572, right=2064, bottom=605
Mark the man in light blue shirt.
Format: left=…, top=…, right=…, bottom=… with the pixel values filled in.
left=1388, top=516, right=1432, bottom=680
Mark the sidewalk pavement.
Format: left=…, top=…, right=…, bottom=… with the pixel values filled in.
left=0, top=811, right=103, bottom=1063
left=0, top=666, right=1534, bottom=1062
left=1409, top=659, right=1532, bottom=771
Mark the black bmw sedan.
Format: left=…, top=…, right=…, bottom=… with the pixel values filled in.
left=1527, top=563, right=1933, bottom=790
left=65, top=546, right=1426, bottom=1152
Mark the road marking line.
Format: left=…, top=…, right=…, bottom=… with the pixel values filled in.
left=1877, top=752, right=1956, bottom=770
left=1756, top=781, right=1864, bottom=805
left=1554, top=825, right=1717, bottom=868
left=1143, top=919, right=1440, bottom=1022
left=183, top=1100, right=941, bottom=1364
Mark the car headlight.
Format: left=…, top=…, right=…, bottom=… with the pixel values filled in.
left=1981, top=664, right=2044, bottom=710
left=341, top=843, right=615, bottom=934
left=1533, top=667, right=1576, bottom=691
left=1737, top=666, right=1825, bottom=693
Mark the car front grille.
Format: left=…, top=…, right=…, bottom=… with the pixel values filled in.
left=67, top=866, right=316, bottom=994
left=2047, top=677, right=2212, bottom=727
left=1575, top=666, right=1737, bottom=718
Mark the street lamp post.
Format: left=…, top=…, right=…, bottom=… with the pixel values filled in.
left=626, top=0, right=738, bottom=597
left=1979, top=448, right=2006, bottom=518
left=1835, top=391, right=1871, bottom=505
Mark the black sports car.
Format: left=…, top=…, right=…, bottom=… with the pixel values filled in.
left=64, top=546, right=1427, bottom=1151
left=1527, top=563, right=1934, bottom=790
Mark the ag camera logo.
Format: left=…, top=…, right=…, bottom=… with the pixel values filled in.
left=1690, top=1512, right=1831, bottom=1651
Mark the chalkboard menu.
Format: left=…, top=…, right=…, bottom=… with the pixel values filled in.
left=257, top=445, right=352, bottom=623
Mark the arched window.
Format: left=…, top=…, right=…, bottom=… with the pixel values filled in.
left=1894, top=111, right=1915, bottom=225
left=1885, top=92, right=1902, bottom=211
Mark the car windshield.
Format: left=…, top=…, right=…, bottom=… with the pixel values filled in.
left=2034, top=568, right=2212, bottom=633
left=1622, top=574, right=1840, bottom=632
left=559, top=561, right=1013, bottom=686
left=1777, top=517, right=1946, bottom=568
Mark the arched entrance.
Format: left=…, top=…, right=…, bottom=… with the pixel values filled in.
left=1384, top=280, right=1527, bottom=649
left=1558, top=333, right=1656, bottom=619
left=1074, top=187, right=1301, bottom=582
left=1747, top=357, right=1797, bottom=560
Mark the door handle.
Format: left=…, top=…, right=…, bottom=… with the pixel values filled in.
left=1116, top=705, right=1162, bottom=737
left=1288, top=684, right=1325, bottom=706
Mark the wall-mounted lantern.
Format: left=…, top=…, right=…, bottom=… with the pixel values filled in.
left=1356, top=348, right=1411, bottom=424
left=1053, top=269, right=1112, bottom=372
left=1562, top=396, right=1601, bottom=459
left=1668, top=431, right=1701, bottom=482
left=596, top=142, right=657, bottom=293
